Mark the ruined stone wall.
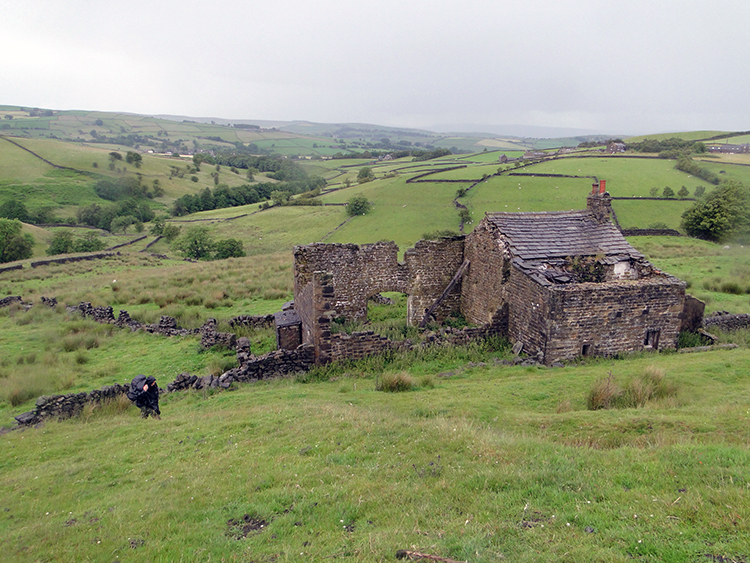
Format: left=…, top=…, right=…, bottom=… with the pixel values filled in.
left=293, top=239, right=466, bottom=363
left=403, top=237, right=465, bottom=325
left=294, top=242, right=408, bottom=322
left=330, top=331, right=404, bottom=361
left=14, top=383, right=130, bottom=426
left=277, top=324, right=302, bottom=350
left=461, top=222, right=510, bottom=326
left=681, top=294, right=706, bottom=332
left=506, top=267, right=550, bottom=358
left=544, top=278, right=685, bottom=363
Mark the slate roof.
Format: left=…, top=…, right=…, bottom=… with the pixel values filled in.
left=486, top=210, right=642, bottom=262
left=485, top=210, right=646, bottom=286
left=274, top=309, right=301, bottom=328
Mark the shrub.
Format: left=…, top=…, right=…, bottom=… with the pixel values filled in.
left=586, top=372, right=622, bottom=410
left=357, top=167, right=374, bottom=183
left=678, top=331, right=709, bottom=348
left=587, top=367, right=679, bottom=410
left=376, top=371, right=416, bottom=392
left=46, top=230, right=75, bottom=255
left=214, top=238, right=246, bottom=260
left=422, top=229, right=460, bottom=240
left=346, top=196, right=372, bottom=216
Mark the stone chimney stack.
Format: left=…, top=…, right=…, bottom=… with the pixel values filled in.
left=587, top=182, right=613, bottom=224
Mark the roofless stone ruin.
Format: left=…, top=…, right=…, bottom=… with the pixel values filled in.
left=290, top=181, right=701, bottom=365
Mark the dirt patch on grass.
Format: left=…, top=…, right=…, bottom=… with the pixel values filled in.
left=227, top=514, right=269, bottom=539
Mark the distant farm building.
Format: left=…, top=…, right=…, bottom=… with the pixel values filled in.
left=607, top=142, right=626, bottom=153
left=706, top=143, right=750, bottom=154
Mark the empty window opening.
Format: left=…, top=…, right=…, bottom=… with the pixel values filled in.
left=644, top=330, right=660, bottom=349
left=581, top=343, right=592, bottom=356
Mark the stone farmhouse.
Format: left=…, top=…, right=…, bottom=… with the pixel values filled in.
left=290, top=182, right=697, bottom=365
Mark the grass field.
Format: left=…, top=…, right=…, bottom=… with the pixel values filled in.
left=523, top=157, right=712, bottom=198
left=624, top=131, right=729, bottom=143
left=3, top=345, right=750, bottom=562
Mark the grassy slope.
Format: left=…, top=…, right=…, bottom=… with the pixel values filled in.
left=3, top=349, right=750, bottom=562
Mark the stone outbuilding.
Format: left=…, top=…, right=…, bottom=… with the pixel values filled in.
left=460, top=185, right=688, bottom=362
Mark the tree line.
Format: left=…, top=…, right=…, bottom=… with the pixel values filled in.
left=170, top=177, right=325, bottom=216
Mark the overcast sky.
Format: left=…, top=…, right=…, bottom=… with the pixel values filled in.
left=2, top=0, right=748, bottom=136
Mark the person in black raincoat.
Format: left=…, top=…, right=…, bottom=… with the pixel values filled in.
left=127, top=375, right=161, bottom=419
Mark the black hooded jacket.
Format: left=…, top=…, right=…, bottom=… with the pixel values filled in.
left=127, top=375, right=160, bottom=414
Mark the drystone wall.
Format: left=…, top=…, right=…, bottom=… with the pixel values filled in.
left=30, top=252, right=118, bottom=268
left=14, top=383, right=131, bottom=426
left=703, top=313, right=750, bottom=332
left=330, top=331, right=405, bottom=361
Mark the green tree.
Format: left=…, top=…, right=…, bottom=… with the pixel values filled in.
left=649, top=187, right=659, bottom=197
left=677, top=186, right=690, bottom=199
left=72, top=232, right=106, bottom=253
left=110, top=215, right=137, bottom=234
left=662, top=186, right=675, bottom=198
left=192, top=154, right=206, bottom=171
left=357, top=167, right=374, bottom=183
left=125, top=151, right=142, bottom=168
left=162, top=224, right=181, bottom=242
left=214, top=238, right=245, bottom=259
left=271, top=190, right=291, bottom=206
left=694, top=186, right=706, bottom=198
left=173, top=226, right=214, bottom=260
left=46, top=230, right=75, bottom=256
left=150, top=215, right=166, bottom=236
left=681, top=180, right=750, bottom=242
left=0, top=200, right=30, bottom=222
left=346, top=196, right=373, bottom=216
left=108, top=151, right=122, bottom=171
left=0, top=219, right=34, bottom=263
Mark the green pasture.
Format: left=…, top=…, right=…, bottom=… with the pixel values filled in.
left=611, top=199, right=693, bottom=231
left=522, top=156, right=713, bottom=198
left=456, top=150, right=525, bottom=163
left=462, top=175, right=593, bottom=220
left=320, top=176, right=461, bottom=249
left=718, top=134, right=750, bottom=144
left=410, top=164, right=486, bottom=181
left=625, top=130, right=728, bottom=143
left=204, top=204, right=351, bottom=255
left=3, top=344, right=750, bottom=562
left=0, top=137, right=268, bottom=216
left=692, top=159, right=750, bottom=187
left=629, top=237, right=750, bottom=314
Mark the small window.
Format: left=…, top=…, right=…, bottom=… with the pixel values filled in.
left=644, top=330, right=660, bottom=349
left=581, top=343, right=592, bottom=356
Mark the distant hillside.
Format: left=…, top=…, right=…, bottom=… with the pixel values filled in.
left=1, top=105, right=603, bottom=156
